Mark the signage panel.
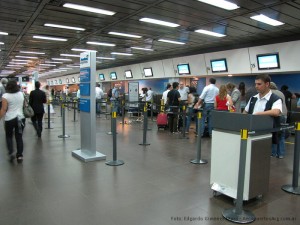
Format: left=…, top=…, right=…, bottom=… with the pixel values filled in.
left=80, top=68, right=91, bottom=82
left=79, top=98, right=90, bottom=112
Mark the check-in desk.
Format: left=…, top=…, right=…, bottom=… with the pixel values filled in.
left=210, top=111, right=273, bottom=200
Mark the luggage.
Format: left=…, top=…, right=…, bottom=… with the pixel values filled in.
left=157, top=113, right=168, bottom=129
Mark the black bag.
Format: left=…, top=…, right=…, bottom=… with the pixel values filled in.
left=23, top=95, right=34, bottom=118
left=107, top=89, right=112, bottom=98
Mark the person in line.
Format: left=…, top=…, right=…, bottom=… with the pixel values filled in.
left=0, top=78, right=8, bottom=110
left=110, top=84, right=121, bottom=115
left=194, top=78, right=219, bottom=137
left=185, top=86, right=198, bottom=133
left=43, top=85, right=55, bottom=119
left=238, top=82, right=246, bottom=112
left=95, top=83, right=104, bottom=117
left=244, top=74, right=282, bottom=153
left=76, top=84, right=80, bottom=112
left=226, top=82, right=241, bottom=112
left=178, top=82, right=189, bottom=102
left=162, top=83, right=172, bottom=106
left=214, top=85, right=233, bottom=111
left=29, top=81, right=47, bottom=138
left=0, top=80, right=25, bottom=162
left=167, top=82, right=181, bottom=133
left=280, top=85, right=296, bottom=111
left=146, top=87, right=154, bottom=103
left=270, top=82, right=287, bottom=159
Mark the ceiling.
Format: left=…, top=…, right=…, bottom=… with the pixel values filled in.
left=1, top=0, right=300, bottom=78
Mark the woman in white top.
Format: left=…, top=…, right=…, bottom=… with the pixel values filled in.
left=0, top=80, right=25, bottom=162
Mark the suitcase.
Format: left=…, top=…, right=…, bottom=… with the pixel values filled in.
left=157, top=113, right=168, bottom=129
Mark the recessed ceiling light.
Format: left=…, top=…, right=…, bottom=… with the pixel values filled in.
left=51, top=58, right=72, bottom=61
left=111, top=52, right=133, bottom=56
left=108, top=32, right=142, bottom=38
left=131, top=47, right=154, bottom=51
left=194, top=29, right=226, bottom=37
left=139, top=18, right=180, bottom=27
left=96, top=57, right=115, bottom=60
left=63, top=3, right=115, bottom=15
left=60, top=54, right=80, bottom=57
left=44, top=23, right=85, bottom=31
left=33, top=35, right=68, bottom=41
left=15, top=56, right=38, bottom=59
left=71, top=48, right=97, bottom=52
left=158, top=39, right=185, bottom=45
left=20, top=51, right=45, bottom=54
left=86, top=41, right=116, bottom=47
left=197, top=0, right=239, bottom=10
left=250, top=14, right=284, bottom=26
left=0, top=31, right=8, bottom=35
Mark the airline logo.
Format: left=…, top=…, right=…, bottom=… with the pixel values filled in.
left=80, top=52, right=91, bottom=68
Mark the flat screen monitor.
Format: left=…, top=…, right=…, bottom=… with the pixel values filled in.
left=210, top=58, right=228, bottom=73
left=59, top=79, right=62, bottom=84
left=66, top=78, right=69, bottom=83
left=257, top=53, right=280, bottom=70
left=22, top=76, right=30, bottom=82
left=55, top=80, right=58, bottom=84
left=99, top=74, right=105, bottom=81
left=72, top=77, right=76, bottom=83
left=110, top=72, right=117, bottom=80
left=51, top=81, right=53, bottom=85
left=143, top=68, right=153, bottom=77
left=177, top=63, right=191, bottom=75
left=125, top=70, right=133, bottom=78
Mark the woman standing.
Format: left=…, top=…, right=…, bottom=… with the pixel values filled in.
left=185, top=86, right=197, bottom=134
left=0, top=80, right=25, bottom=162
left=214, top=85, right=233, bottom=111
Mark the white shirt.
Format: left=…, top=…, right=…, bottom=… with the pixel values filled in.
left=95, top=87, right=104, bottom=99
left=162, top=89, right=170, bottom=104
left=2, top=92, right=25, bottom=121
left=178, top=87, right=188, bottom=100
left=200, top=84, right=219, bottom=104
left=146, top=89, right=153, bottom=102
left=245, top=90, right=282, bottom=114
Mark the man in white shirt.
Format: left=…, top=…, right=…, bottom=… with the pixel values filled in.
left=195, top=78, right=219, bottom=137
left=178, top=82, right=189, bottom=101
left=146, top=87, right=153, bottom=103
left=95, top=83, right=104, bottom=116
left=162, top=83, right=172, bottom=105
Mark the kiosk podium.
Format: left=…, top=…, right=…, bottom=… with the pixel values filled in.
left=210, top=111, right=274, bottom=200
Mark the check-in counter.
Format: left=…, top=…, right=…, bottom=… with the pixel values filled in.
left=210, top=111, right=274, bottom=200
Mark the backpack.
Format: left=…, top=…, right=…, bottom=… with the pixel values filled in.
left=107, top=88, right=112, bottom=98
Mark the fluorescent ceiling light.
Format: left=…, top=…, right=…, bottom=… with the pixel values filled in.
left=9, top=62, right=27, bottom=65
left=111, top=52, right=133, bottom=56
left=12, top=59, right=31, bottom=62
left=0, top=42, right=4, bottom=45
left=45, top=61, right=63, bottom=64
left=60, top=53, right=80, bottom=57
left=194, top=29, right=226, bottom=37
left=197, top=0, right=239, bottom=10
left=250, top=14, right=284, bottom=26
left=39, top=64, right=57, bottom=67
left=33, top=35, right=67, bottom=41
left=51, top=58, right=72, bottom=61
left=96, top=57, right=115, bottom=60
left=108, top=32, right=142, bottom=38
left=44, top=23, right=85, bottom=31
left=86, top=41, right=115, bottom=47
left=58, top=67, right=73, bottom=70
left=6, top=65, right=23, bottom=68
left=20, top=51, right=45, bottom=54
left=0, top=32, right=8, bottom=35
left=15, top=56, right=38, bottom=59
left=139, top=18, right=180, bottom=27
left=71, top=48, right=97, bottom=52
left=131, top=47, right=154, bottom=51
left=63, top=3, right=115, bottom=15
left=66, top=65, right=80, bottom=67
left=158, top=39, right=185, bottom=45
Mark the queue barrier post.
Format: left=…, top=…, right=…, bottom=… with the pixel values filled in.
left=72, top=100, right=78, bottom=122
left=180, top=105, right=189, bottom=139
left=139, top=103, right=150, bottom=146
left=58, top=103, right=70, bottom=139
left=45, top=100, right=53, bottom=129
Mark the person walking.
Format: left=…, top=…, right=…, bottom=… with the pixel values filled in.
left=29, top=81, right=47, bottom=138
left=0, top=80, right=25, bottom=163
left=0, top=78, right=8, bottom=110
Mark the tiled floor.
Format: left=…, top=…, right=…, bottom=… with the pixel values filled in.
left=0, top=109, right=299, bottom=225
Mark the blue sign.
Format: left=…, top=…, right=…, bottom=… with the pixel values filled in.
left=79, top=98, right=90, bottom=112
left=80, top=83, right=90, bottom=96
left=80, top=68, right=91, bottom=82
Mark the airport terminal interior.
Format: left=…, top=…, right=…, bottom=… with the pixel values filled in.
left=0, top=107, right=299, bottom=225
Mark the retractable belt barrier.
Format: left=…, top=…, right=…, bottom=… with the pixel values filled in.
left=45, top=100, right=53, bottom=129
left=58, top=101, right=70, bottom=139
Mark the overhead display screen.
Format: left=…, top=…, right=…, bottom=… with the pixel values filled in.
left=143, top=68, right=153, bottom=77
left=210, top=58, right=228, bottom=73
left=177, top=64, right=191, bottom=75
left=257, top=53, right=280, bottom=70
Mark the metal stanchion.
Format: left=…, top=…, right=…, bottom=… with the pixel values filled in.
left=58, top=103, right=70, bottom=138
left=191, top=111, right=207, bottom=164
left=282, top=122, right=300, bottom=194
left=139, top=103, right=150, bottom=146
left=45, top=100, right=53, bottom=129
left=121, top=99, right=125, bottom=125
left=222, top=129, right=255, bottom=223
left=72, top=100, right=78, bottom=122
left=180, top=105, right=189, bottom=139
left=106, top=112, right=124, bottom=166
left=107, top=102, right=117, bottom=135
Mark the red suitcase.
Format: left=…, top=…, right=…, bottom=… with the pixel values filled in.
left=157, top=113, right=168, bottom=129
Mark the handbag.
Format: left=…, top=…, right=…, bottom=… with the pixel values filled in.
left=23, top=94, right=34, bottom=118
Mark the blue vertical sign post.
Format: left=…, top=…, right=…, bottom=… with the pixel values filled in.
left=72, top=51, right=106, bottom=162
